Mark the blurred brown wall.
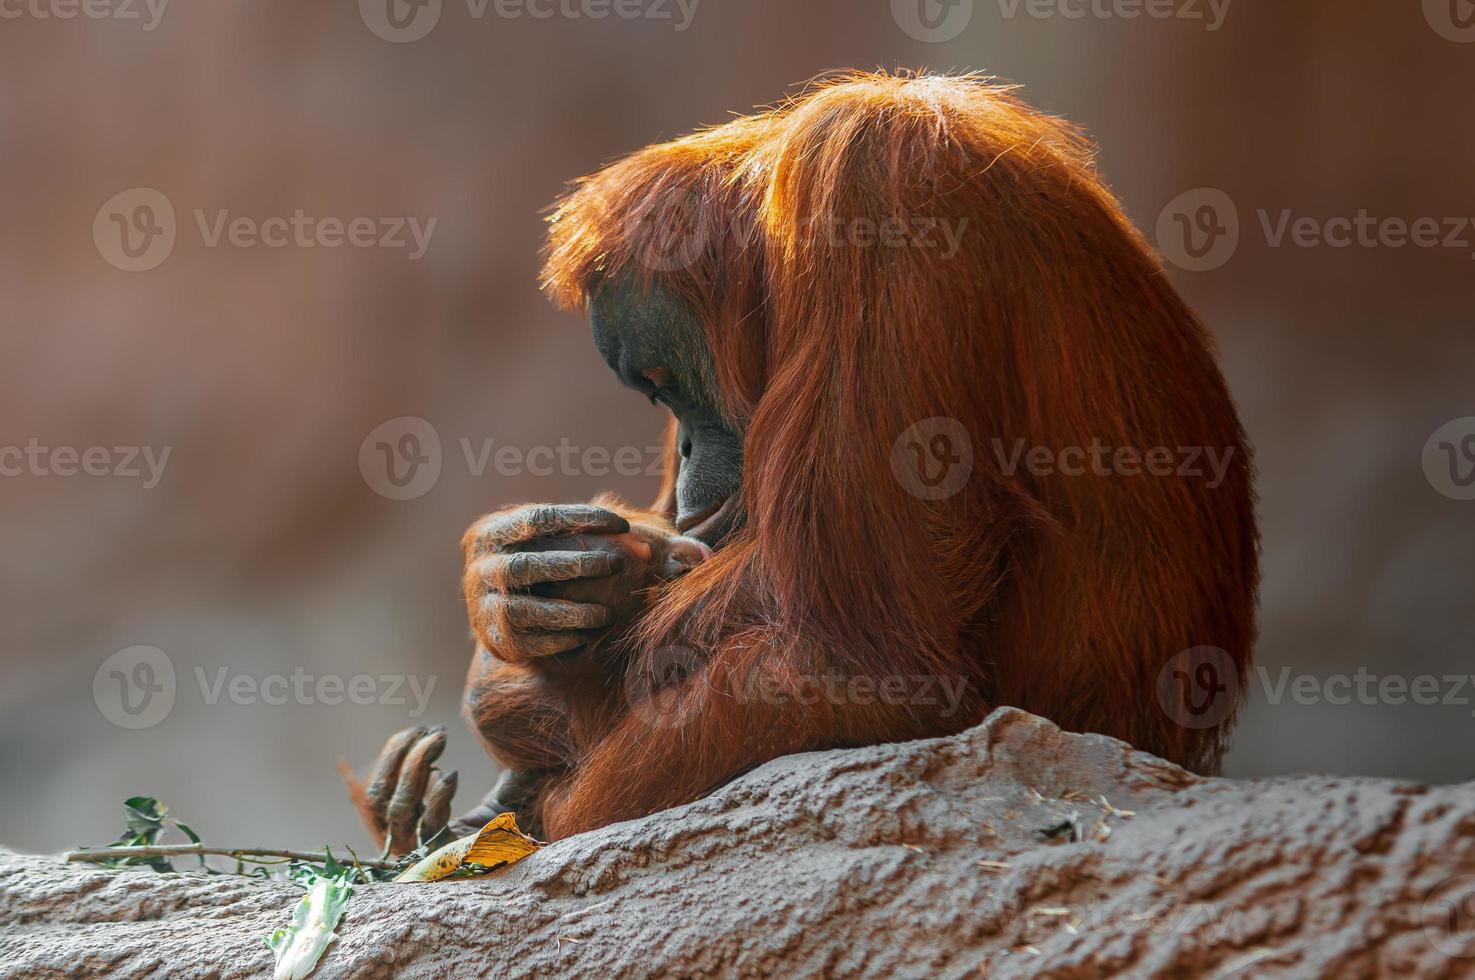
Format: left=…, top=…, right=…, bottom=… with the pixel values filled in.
left=1, top=0, right=1472, bottom=853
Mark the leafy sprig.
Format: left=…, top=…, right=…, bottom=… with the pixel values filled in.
left=67, top=797, right=424, bottom=884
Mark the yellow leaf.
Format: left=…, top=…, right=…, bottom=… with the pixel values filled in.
left=393, top=813, right=543, bottom=883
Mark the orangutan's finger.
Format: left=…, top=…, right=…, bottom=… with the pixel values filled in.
left=386, top=727, right=446, bottom=856
left=362, top=726, right=427, bottom=842
left=420, top=768, right=458, bottom=846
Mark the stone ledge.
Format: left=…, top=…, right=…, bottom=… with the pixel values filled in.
left=3, top=708, right=1473, bottom=977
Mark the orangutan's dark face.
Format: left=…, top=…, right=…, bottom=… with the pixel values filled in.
left=589, top=278, right=745, bottom=547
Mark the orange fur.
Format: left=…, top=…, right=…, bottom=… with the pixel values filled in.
left=487, top=71, right=1258, bottom=838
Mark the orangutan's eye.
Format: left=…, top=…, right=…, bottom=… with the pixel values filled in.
left=641, top=366, right=678, bottom=407
left=641, top=366, right=673, bottom=390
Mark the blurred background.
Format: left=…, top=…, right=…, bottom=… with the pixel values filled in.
left=2, top=0, right=1472, bottom=854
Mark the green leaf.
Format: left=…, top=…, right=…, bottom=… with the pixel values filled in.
left=266, top=870, right=354, bottom=980
left=171, top=820, right=202, bottom=844
left=121, top=797, right=167, bottom=839
left=101, top=797, right=193, bottom=872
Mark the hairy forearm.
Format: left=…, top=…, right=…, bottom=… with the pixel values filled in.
left=463, top=650, right=575, bottom=773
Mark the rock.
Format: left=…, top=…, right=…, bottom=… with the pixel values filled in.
left=3, top=708, right=1473, bottom=978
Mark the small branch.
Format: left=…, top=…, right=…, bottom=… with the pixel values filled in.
left=64, top=844, right=399, bottom=871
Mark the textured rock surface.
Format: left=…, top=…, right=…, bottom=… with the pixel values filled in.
left=3, top=708, right=1474, bottom=978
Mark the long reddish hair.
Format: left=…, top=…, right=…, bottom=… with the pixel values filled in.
left=542, top=71, right=1257, bottom=784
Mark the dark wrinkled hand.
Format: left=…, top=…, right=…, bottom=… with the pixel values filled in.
left=341, top=725, right=458, bottom=857
left=445, top=768, right=552, bottom=840
left=462, top=503, right=630, bottom=663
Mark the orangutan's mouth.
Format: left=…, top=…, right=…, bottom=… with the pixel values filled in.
left=677, top=495, right=736, bottom=541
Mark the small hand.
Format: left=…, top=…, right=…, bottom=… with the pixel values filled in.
left=340, top=725, right=458, bottom=857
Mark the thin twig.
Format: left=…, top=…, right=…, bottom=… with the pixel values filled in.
left=64, top=844, right=399, bottom=871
